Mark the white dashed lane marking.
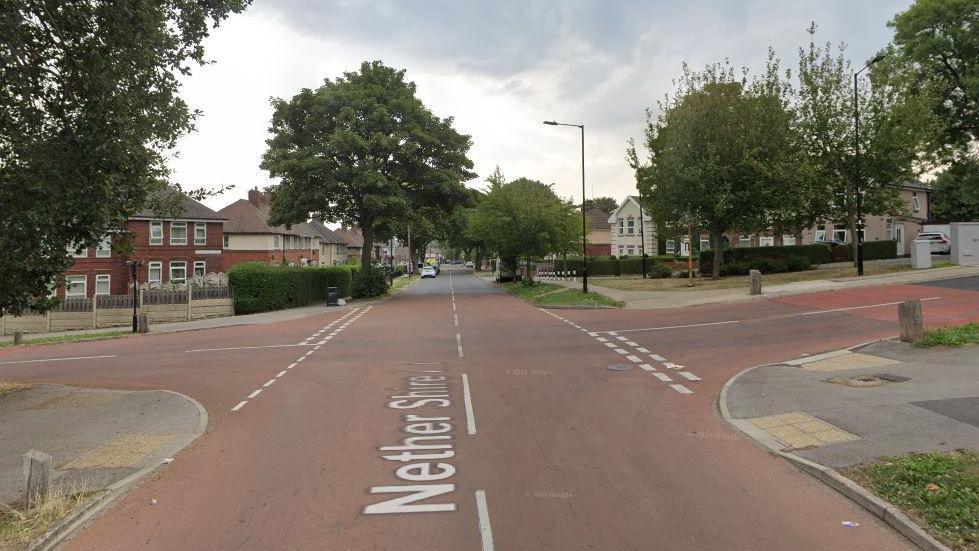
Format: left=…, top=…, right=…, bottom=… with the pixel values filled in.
left=670, top=384, right=693, bottom=394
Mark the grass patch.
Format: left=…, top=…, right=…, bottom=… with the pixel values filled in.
left=0, top=488, right=95, bottom=550
left=387, top=276, right=417, bottom=294
left=916, top=323, right=979, bottom=348
left=844, top=450, right=979, bottom=550
left=592, top=263, right=927, bottom=292
left=502, top=282, right=623, bottom=308
left=0, top=330, right=132, bottom=348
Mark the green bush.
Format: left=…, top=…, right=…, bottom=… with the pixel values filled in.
left=719, top=263, right=750, bottom=276
left=700, top=243, right=829, bottom=273
left=229, top=263, right=353, bottom=315
left=841, top=240, right=899, bottom=261
left=352, top=266, right=390, bottom=298
left=648, top=263, right=673, bottom=278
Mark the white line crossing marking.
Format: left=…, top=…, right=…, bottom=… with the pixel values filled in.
left=286, top=363, right=297, bottom=369
left=313, top=345, right=321, bottom=350
left=638, top=364, right=656, bottom=371
left=679, top=372, right=701, bottom=381
left=604, top=320, right=741, bottom=333
left=276, top=370, right=287, bottom=377
left=247, top=389, right=262, bottom=399
left=607, top=331, right=618, bottom=336
left=304, top=350, right=315, bottom=356
left=296, top=356, right=306, bottom=362
left=0, top=354, right=117, bottom=365
left=604, top=342, right=617, bottom=348
left=615, top=336, right=628, bottom=341
left=614, top=349, right=628, bottom=355
left=263, top=378, right=277, bottom=387
left=461, top=373, right=477, bottom=435
left=670, top=384, right=693, bottom=394
left=626, top=355, right=642, bottom=363
left=231, top=401, right=248, bottom=412
left=588, top=332, right=599, bottom=337
left=636, top=347, right=650, bottom=353
left=650, top=354, right=666, bottom=362
left=624, top=341, right=638, bottom=347
left=596, top=337, right=608, bottom=342
left=475, top=490, right=496, bottom=551
left=652, top=372, right=672, bottom=382
left=663, top=362, right=684, bottom=369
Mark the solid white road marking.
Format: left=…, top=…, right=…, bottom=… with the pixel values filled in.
left=650, top=354, right=666, bottom=362
left=638, top=364, right=656, bottom=371
left=276, top=370, right=287, bottom=377
left=607, top=320, right=741, bottom=333
left=263, top=378, right=277, bottom=387
left=475, top=490, right=496, bottom=551
left=652, top=373, right=672, bottom=382
left=461, top=373, right=477, bottom=435
left=247, top=389, right=262, bottom=399
left=670, top=384, right=693, bottom=394
left=231, top=401, right=248, bottom=411
left=626, top=355, right=642, bottom=363
left=0, top=354, right=117, bottom=365
left=186, top=344, right=313, bottom=353
left=679, top=372, right=701, bottom=381
left=800, top=297, right=941, bottom=316
left=457, top=333, right=464, bottom=358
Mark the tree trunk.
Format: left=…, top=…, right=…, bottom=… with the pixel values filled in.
left=847, top=208, right=858, bottom=268
left=712, top=229, right=724, bottom=280
left=360, top=220, right=374, bottom=274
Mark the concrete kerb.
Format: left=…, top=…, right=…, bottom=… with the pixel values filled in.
left=29, top=390, right=209, bottom=551
left=716, top=339, right=951, bottom=551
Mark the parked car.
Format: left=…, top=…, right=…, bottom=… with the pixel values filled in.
left=916, top=232, right=951, bottom=254
left=420, top=265, right=437, bottom=278
left=465, top=261, right=474, bottom=269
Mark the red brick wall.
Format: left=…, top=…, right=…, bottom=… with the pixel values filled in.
left=586, top=244, right=611, bottom=256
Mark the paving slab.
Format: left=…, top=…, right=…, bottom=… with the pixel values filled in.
left=0, top=384, right=205, bottom=505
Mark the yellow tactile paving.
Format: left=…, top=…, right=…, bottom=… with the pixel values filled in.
left=63, top=433, right=173, bottom=469
left=801, top=353, right=900, bottom=372
left=748, top=411, right=859, bottom=450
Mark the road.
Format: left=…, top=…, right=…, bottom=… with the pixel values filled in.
left=2, top=267, right=978, bottom=549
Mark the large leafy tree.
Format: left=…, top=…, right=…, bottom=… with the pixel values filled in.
left=261, top=61, right=476, bottom=273
left=888, top=0, right=978, bottom=151
left=467, top=173, right=578, bottom=280
left=582, top=197, right=618, bottom=214
left=641, top=60, right=814, bottom=278
left=795, top=26, right=939, bottom=263
left=0, top=0, right=248, bottom=314
left=931, top=159, right=979, bottom=222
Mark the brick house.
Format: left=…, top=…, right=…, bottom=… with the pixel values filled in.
left=585, top=208, right=612, bottom=256
left=219, top=189, right=320, bottom=268
left=333, top=225, right=365, bottom=264
left=62, top=191, right=226, bottom=298
left=307, top=220, right=349, bottom=266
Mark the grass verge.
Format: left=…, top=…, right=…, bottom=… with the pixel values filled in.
left=0, top=330, right=132, bottom=348
left=387, top=276, right=417, bottom=294
left=0, top=488, right=95, bottom=550
left=502, top=282, right=624, bottom=308
left=916, top=323, right=979, bottom=348
left=844, top=450, right=978, bottom=550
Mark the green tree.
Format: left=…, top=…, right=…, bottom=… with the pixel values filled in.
left=467, top=175, right=578, bottom=282
left=641, top=59, right=812, bottom=278
left=261, top=60, right=476, bottom=274
left=0, top=0, right=248, bottom=314
left=931, top=159, right=979, bottom=222
left=795, top=26, right=938, bottom=263
left=888, top=0, right=978, bottom=151
left=582, top=197, right=618, bottom=214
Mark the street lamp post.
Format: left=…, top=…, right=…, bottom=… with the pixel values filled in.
left=127, top=260, right=141, bottom=333
left=543, top=120, right=588, bottom=293
left=637, top=188, right=647, bottom=279
left=853, top=52, right=886, bottom=277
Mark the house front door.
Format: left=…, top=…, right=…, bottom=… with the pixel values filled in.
left=894, top=224, right=905, bottom=255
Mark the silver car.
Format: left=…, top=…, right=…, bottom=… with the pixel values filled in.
left=916, top=232, right=951, bottom=254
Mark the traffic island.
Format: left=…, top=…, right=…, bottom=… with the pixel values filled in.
left=0, top=383, right=207, bottom=550
left=500, top=282, right=624, bottom=308
left=721, top=339, right=979, bottom=550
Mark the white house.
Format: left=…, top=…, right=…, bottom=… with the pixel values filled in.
left=608, top=196, right=655, bottom=257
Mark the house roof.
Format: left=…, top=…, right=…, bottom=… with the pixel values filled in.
left=586, top=208, right=611, bottom=230
left=132, top=188, right=226, bottom=221
left=607, top=195, right=651, bottom=223
left=306, top=220, right=347, bottom=244
left=333, top=226, right=364, bottom=248
left=217, top=199, right=296, bottom=235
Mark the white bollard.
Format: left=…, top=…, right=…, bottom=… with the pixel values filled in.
left=572, top=270, right=577, bottom=282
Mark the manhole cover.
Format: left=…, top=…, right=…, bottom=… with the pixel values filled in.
left=608, top=364, right=633, bottom=372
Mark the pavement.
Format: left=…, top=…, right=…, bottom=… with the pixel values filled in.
left=0, top=384, right=204, bottom=505
left=547, top=264, right=979, bottom=309
left=1, top=266, right=978, bottom=549
left=724, top=339, right=979, bottom=469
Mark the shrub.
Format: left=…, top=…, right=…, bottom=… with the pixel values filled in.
left=229, top=263, right=353, bottom=315
left=700, top=243, right=830, bottom=273
left=648, top=263, right=673, bottom=278
left=841, top=240, right=898, bottom=261
left=352, top=266, right=390, bottom=298
left=719, top=262, right=751, bottom=276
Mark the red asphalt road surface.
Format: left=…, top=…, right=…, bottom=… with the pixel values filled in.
left=1, top=268, right=977, bottom=550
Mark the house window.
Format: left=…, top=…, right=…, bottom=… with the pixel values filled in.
left=912, top=193, right=920, bottom=212
left=833, top=229, right=848, bottom=242
left=150, top=221, right=163, bottom=245
left=96, top=236, right=112, bottom=258
left=739, top=235, right=751, bottom=247
left=223, top=234, right=230, bottom=249
left=148, top=262, right=163, bottom=285
left=626, top=246, right=635, bottom=256
left=65, top=275, right=86, bottom=297
left=700, top=239, right=711, bottom=251
left=815, top=226, right=826, bottom=242
left=67, top=243, right=88, bottom=258
left=194, top=261, right=206, bottom=278
left=194, top=222, right=207, bottom=245
left=618, top=220, right=624, bottom=235
left=666, top=240, right=675, bottom=254
left=782, top=235, right=797, bottom=246
left=274, top=235, right=280, bottom=249
left=95, top=274, right=111, bottom=295
left=618, top=245, right=624, bottom=256
left=169, top=261, right=187, bottom=283
left=170, top=222, right=187, bottom=245
left=626, top=218, right=635, bottom=235
left=146, top=262, right=163, bottom=285
left=759, top=236, right=774, bottom=247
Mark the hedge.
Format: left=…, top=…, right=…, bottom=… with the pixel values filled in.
left=841, top=240, right=898, bottom=261
left=228, top=263, right=353, bottom=315
left=552, top=257, right=665, bottom=276
left=700, top=243, right=831, bottom=273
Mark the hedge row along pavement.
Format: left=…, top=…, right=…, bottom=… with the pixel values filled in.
left=229, top=263, right=353, bottom=315
left=552, top=256, right=669, bottom=277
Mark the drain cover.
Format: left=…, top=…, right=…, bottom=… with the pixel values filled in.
left=875, top=373, right=911, bottom=383
left=608, top=364, right=633, bottom=372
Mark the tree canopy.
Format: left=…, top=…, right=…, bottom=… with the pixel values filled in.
left=931, top=159, right=979, bottom=222
left=583, top=197, right=618, bottom=214
left=261, top=60, right=475, bottom=275
left=0, top=0, right=249, bottom=314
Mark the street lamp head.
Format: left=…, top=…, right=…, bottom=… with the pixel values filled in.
left=870, top=52, right=887, bottom=64
left=542, top=120, right=558, bottom=126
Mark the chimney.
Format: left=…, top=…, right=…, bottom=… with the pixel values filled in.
left=247, top=188, right=269, bottom=208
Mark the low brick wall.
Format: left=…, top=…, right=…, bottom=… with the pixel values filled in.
left=1, top=297, right=235, bottom=334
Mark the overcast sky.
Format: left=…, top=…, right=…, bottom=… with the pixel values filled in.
left=172, top=0, right=914, bottom=212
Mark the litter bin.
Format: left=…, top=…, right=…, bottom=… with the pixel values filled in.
left=326, top=286, right=339, bottom=306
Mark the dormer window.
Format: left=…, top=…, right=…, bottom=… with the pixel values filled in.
left=912, top=193, right=920, bottom=212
